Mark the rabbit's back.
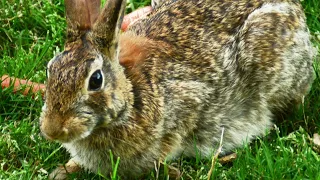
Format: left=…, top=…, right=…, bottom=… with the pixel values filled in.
left=127, top=0, right=314, bottom=154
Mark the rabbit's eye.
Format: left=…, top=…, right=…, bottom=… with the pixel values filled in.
left=88, top=70, right=103, bottom=91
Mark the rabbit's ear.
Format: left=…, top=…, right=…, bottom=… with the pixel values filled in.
left=92, top=0, right=126, bottom=59
left=65, top=0, right=101, bottom=35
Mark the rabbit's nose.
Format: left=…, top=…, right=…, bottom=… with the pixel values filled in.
left=40, top=118, right=68, bottom=141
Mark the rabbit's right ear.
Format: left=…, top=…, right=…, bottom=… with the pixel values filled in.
left=65, top=0, right=101, bottom=40
left=92, top=0, right=126, bottom=60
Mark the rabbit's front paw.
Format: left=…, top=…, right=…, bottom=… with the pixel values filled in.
left=49, top=159, right=81, bottom=180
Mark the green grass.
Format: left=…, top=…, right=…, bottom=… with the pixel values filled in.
left=0, top=0, right=319, bottom=179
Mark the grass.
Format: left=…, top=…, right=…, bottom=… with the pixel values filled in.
left=0, top=0, right=319, bottom=179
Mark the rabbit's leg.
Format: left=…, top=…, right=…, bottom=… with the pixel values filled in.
left=49, top=159, right=81, bottom=180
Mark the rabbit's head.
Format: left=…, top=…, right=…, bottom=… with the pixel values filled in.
left=40, top=0, right=132, bottom=142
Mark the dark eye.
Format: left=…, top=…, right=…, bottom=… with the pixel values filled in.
left=88, top=70, right=103, bottom=91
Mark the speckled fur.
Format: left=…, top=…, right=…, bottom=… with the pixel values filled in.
left=40, top=0, right=315, bottom=178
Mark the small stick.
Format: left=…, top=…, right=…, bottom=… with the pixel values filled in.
left=1, top=75, right=45, bottom=96
left=207, top=127, right=224, bottom=180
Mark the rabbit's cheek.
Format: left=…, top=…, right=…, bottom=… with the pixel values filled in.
left=110, top=93, right=130, bottom=120
left=97, top=91, right=129, bottom=122
left=64, top=117, right=95, bottom=140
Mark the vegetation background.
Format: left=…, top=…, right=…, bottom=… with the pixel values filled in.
left=0, top=0, right=319, bottom=179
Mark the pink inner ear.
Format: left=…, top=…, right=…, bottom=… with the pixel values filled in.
left=65, top=0, right=101, bottom=30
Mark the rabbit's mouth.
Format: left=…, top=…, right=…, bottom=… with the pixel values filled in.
left=40, top=110, right=96, bottom=143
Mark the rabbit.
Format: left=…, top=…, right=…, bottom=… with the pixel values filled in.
left=39, top=0, right=315, bottom=179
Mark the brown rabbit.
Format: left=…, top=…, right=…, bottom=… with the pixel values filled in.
left=40, top=0, right=315, bottom=179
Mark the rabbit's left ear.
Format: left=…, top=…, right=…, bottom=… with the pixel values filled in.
left=92, top=0, right=126, bottom=60
left=65, top=0, right=101, bottom=38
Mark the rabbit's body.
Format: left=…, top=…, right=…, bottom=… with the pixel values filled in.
left=40, top=0, right=315, bottom=178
